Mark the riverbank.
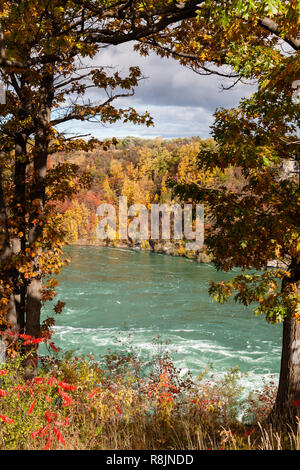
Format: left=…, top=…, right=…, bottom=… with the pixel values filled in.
left=71, top=238, right=213, bottom=263
left=70, top=238, right=285, bottom=268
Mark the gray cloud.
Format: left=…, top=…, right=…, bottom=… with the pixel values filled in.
left=97, top=43, right=255, bottom=111
left=59, top=42, right=256, bottom=139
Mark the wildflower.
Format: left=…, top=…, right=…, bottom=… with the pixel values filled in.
left=19, top=334, right=32, bottom=340
left=47, top=376, right=57, bottom=386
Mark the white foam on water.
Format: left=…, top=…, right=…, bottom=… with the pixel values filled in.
left=52, top=325, right=278, bottom=389
left=114, top=248, right=135, bottom=254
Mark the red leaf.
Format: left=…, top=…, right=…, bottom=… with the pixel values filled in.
left=0, top=370, right=7, bottom=376
left=0, top=414, right=14, bottom=424
left=33, top=377, right=45, bottom=384
left=58, top=388, right=72, bottom=406
left=27, top=400, right=36, bottom=415
left=88, top=387, right=100, bottom=399
left=53, top=426, right=65, bottom=446
left=116, top=404, right=122, bottom=414
left=44, top=410, right=57, bottom=423
left=31, top=425, right=49, bottom=439
left=48, top=342, right=59, bottom=353
left=0, top=389, right=7, bottom=397
left=57, top=381, right=76, bottom=392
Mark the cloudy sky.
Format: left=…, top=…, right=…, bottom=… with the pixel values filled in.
left=59, top=42, right=256, bottom=140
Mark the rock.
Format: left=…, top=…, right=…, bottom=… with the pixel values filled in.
left=266, top=259, right=286, bottom=268
left=196, top=252, right=212, bottom=263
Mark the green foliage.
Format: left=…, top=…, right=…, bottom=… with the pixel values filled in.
left=171, top=1, right=300, bottom=324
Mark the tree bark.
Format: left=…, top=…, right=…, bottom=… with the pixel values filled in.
left=25, top=70, right=54, bottom=338
left=270, top=319, right=300, bottom=423
left=25, top=129, right=48, bottom=338
left=0, top=164, right=17, bottom=328
left=269, top=259, right=300, bottom=426
left=12, top=133, right=28, bottom=333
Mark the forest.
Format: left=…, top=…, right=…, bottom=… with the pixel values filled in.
left=53, top=135, right=242, bottom=259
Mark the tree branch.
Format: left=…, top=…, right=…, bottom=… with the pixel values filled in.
left=258, top=17, right=300, bottom=51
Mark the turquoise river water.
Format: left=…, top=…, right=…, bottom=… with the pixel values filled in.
left=42, top=246, right=282, bottom=391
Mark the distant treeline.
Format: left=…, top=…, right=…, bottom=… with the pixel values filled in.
left=51, top=136, right=244, bottom=254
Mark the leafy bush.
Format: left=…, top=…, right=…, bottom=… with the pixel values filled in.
left=0, top=336, right=298, bottom=450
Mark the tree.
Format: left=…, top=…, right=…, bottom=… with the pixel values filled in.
left=167, top=2, right=299, bottom=424
left=0, top=0, right=206, bottom=348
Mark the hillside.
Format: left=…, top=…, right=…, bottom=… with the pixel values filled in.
left=50, top=136, right=244, bottom=261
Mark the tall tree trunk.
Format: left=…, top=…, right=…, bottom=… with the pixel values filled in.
left=25, top=128, right=48, bottom=338
left=270, top=319, right=300, bottom=424
left=269, top=259, right=300, bottom=426
left=0, top=163, right=17, bottom=329
left=25, top=70, right=54, bottom=338
left=12, top=133, right=28, bottom=333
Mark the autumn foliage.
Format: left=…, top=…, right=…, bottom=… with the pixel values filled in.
left=0, top=338, right=289, bottom=451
